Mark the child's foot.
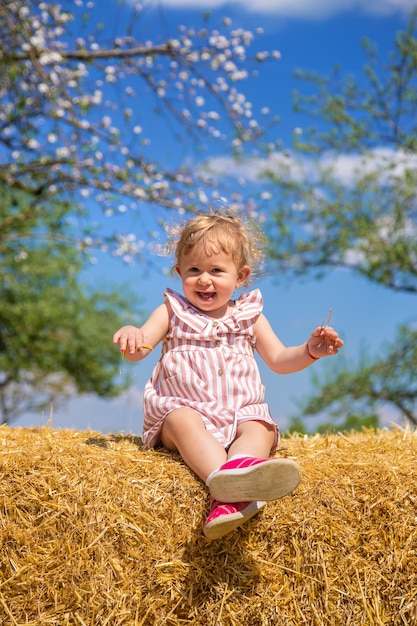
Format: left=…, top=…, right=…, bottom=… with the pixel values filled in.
left=203, top=499, right=266, bottom=540
left=207, top=456, right=301, bottom=503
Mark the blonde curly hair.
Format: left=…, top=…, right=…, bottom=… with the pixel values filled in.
left=165, top=208, right=266, bottom=286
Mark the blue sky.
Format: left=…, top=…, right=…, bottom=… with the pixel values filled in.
left=15, top=0, right=416, bottom=433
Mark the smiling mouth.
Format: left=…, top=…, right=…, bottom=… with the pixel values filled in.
left=197, top=291, right=215, bottom=301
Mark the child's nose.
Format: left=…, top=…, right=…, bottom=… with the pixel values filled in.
left=198, top=272, right=212, bottom=285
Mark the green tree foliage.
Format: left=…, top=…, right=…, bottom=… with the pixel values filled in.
left=0, top=188, right=139, bottom=424
left=264, top=12, right=417, bottom=428
left=289, top=325, right=417, bottom=432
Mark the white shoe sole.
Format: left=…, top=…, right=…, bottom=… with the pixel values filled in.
left=208, top=458, right=301, bottom=503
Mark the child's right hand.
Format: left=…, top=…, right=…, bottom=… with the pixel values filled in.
left=112, top=325, right=150, bottom=358
left=113, top=301, right=170, bottom=361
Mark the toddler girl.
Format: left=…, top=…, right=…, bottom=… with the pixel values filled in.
left=113, top=209, right=344, bottom=539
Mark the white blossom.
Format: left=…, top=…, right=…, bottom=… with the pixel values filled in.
left=56, top=147, right=70, bottom=158
left=29, top=34, right=45, bottom=49
left=39, top=51, right=63, bottom=65
left=209, top=35, right=230, bottom=50
left=15, top=250, right=28, bottom=261
left=91, top=90, right=102, bottom=104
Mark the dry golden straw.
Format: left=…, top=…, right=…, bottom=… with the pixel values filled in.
left=0, top=424, right=416, bottom=625
left=122, top=345, right=153, bottom=360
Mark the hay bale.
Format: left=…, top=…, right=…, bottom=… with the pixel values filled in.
left=0, top=425, right=416, bottom=625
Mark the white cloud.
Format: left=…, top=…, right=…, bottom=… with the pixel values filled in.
left=207, top=147, right=417, bottom=187
left=207, top=151, right=310, bottom=183
left=321, top=148, right=417, bottom=186
left=157, top=0, right=416, bottom=18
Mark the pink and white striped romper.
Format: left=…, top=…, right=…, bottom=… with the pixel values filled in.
left=141, top=288, right=279, bottom=450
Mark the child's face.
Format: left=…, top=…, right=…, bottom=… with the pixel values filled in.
left=175, top=245, right=250, bottom=318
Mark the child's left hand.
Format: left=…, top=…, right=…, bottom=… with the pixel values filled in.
left=306, top=326, right=344, bottom=359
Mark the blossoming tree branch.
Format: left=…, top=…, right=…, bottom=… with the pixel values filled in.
left=1, top=0, right=280, bottom=263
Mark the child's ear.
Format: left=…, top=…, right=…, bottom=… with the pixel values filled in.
left=237, top=265, right=251, bottom=286
left=175, top=265, right=182, bottom=277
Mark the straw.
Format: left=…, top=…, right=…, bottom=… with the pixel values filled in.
left=0, top=424, right=416, bottom=625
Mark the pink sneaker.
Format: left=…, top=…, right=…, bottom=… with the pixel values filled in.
left=207, top=456, right=301, bottom=503
left=203, top=498, right=266, bottom=540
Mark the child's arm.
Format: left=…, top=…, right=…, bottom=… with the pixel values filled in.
left=112, top=302, right=170, bottom=362
left=255, top=313, right=344, bottom=375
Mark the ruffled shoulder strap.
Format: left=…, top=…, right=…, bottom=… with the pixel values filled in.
left=163, top=288, right=210, bottom=332
left=230, top=288, right=263, bottom=323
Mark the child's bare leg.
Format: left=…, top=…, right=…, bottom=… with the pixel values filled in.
left=227, top=420, right=276, bottom=460
left=161, top=408, right=227, bottom=482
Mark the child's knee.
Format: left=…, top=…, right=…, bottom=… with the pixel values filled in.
left=162, top=408, right=202, bottom=438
